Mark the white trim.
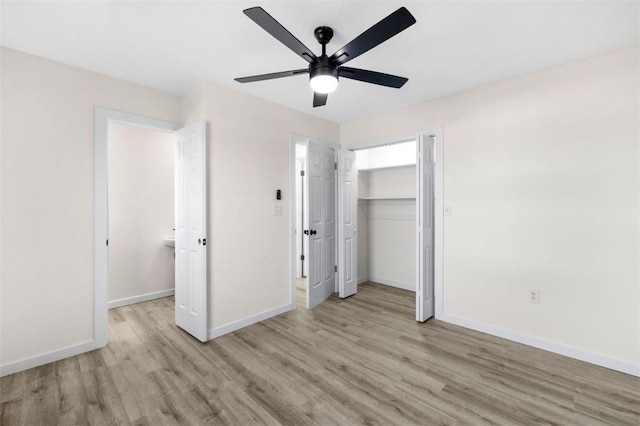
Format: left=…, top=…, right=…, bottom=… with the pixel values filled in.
left=291, top=133, right=341, bottom=151
left=432, top=128, right=444, bottom=319
left=108, top=289, right=175, bottom=310
left=94, top=107, right=182, bottom=350
left=0, top=340, right=97, bottom=377
left=368, top=276, right=415, bottom=292
left=438, top=312, right=639, bottom=377
left=343, top=133, right=418, bottom=151
left=289, top=136, right=300, bottom=309
left=208, top=303, right=293, bottom=340
left=357, top=276, right=369, bottom=284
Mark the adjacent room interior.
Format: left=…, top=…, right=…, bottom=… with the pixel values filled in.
left=107, top=122, right=176, bottom=310
left=294, top=141, right=308, bottom=305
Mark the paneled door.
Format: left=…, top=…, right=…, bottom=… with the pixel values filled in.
left=338, top=149, right=357, bottom=298
left=306, top=140, right=336, bottom=308
left=174, top=121, right=208, bottom=341
left=416, top=134, right=435, bottom=322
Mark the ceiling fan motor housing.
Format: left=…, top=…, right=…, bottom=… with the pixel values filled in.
left=309, top=56, right=339, bottom=82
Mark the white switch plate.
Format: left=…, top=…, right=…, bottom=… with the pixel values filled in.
left=529, top=289, right=540, bottom=304
left=444, top=205, right=452, bottom=216
left=273, top=205, right=283, bottom=216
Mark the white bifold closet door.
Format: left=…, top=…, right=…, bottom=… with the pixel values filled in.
left=416, top=134, right=435, bottom=322
left=306, top=140, right=336, bottom=308
left=174, top=121, right=208, bottom=341
left=339, top=148, right=358, bottom=298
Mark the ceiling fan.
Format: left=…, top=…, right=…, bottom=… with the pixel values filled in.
left=234, top=6, right=416, bottom=107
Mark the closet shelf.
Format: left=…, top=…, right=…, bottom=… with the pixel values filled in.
left=357, top=163, right=416, bottom=172
left=359, top=196, right=416, bottom=201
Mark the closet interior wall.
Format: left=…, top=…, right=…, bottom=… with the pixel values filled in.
left=356, top=141, right=417, bottom=292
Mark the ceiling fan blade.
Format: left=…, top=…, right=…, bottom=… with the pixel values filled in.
left=235, top=69, right=308, bottom=83
left=244, top=7, right=317, bottom=64
left=339, top=67, right=408, bottom=88
left=329, top=7, right=416, bottom=66
left=313, top=92, right=328, bottom=107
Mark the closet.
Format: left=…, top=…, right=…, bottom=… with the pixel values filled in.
left=355, top=140, right=416, bottom=292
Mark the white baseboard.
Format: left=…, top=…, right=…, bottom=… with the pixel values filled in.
left=367, top=276, right=415, bottom=292
left=437, top=312, right=640, bottom=377
left=0, top=340, right=102, bottom=377
left=357, top=276, right=369, bottom=285
left=108, top=289, right=175, bottom=309
left=208, top=303, right=293, bottom=340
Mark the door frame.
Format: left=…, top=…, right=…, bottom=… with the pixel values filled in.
left=288, top=134, right=340, bottom=309
left=94, top=107, right=182, bottom=346
left=341, top=128, right=444, bottom=320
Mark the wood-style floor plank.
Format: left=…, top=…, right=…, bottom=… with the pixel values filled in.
left=1, top=282, right=639, bottom=425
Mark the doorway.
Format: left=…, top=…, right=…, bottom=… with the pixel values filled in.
left=289, top=135, right=339, bottom=309
left=107, top=122, right=175, bottom=310
left=339, top=130, right=444, bottom=322
left=353, top=140, right=418, bottom=312
left=94, top=108, right=208, bottom=346
left=294, top=142, right=308, bottom=306
left=289, top=131, right=443, bottom=321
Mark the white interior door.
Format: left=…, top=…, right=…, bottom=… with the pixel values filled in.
left=338, top=149, right=357, bottom=298
left=306, top=140, right=336, bottom=308
left=175, top=121, right=208, bottom=341
left=417, top=134, right=435, bottom=321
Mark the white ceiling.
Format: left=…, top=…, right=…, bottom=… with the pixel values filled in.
left=2, top=1, right=638, bottom=124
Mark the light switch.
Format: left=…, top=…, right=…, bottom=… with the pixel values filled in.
left=444, top=205, right=452, bottom=216
left=273, top=205, right=283, bottom=216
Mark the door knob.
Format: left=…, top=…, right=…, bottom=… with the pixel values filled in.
left=303, top=230, right=310, bottom=235
left=310, top=230, right=317, bottom=235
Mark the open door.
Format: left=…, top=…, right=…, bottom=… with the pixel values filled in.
left=338, top=149, right=357, bottom=298
left=417, top=134, right=435, bottom=322
left=306, top=140, right=336, bottom=308
left=174, top=121, right=208, bottom=341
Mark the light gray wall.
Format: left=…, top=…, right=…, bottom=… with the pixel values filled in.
left=0, top=47, right=182, bottom=367
left=342, top=46, right=640, bottom=366
left=183, top=82, right=340, bottom=331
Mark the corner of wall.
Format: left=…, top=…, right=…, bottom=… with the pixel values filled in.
left=182, top=82, right=207, bottom=125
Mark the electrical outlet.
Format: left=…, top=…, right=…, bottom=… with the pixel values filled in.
left=444, top=205, right=452, bottom=216
left=529, top=289, right=540, bottom=304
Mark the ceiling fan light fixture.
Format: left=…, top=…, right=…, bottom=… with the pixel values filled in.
left=310, top=74, right=338, bottom=94
left=309, top=64, right=338, bottom=94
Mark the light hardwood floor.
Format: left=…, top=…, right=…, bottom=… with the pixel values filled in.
left=1, top=282, right=639, bottom=425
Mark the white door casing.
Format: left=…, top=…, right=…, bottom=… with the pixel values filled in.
left=306, top=140, right=336, bottom=308
left=95, top=107, right=182, bottom=350
left=417, top=134, right=435, bottom=321
left=338, top=149, right=358, bottom=298
left=174, top=121, right=208, bottom=341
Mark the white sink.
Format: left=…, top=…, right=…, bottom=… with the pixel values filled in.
left=162, top=235, right=175, bottom=248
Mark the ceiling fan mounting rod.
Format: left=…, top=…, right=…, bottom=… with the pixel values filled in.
left=314, top=26, right=334, bottom=57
